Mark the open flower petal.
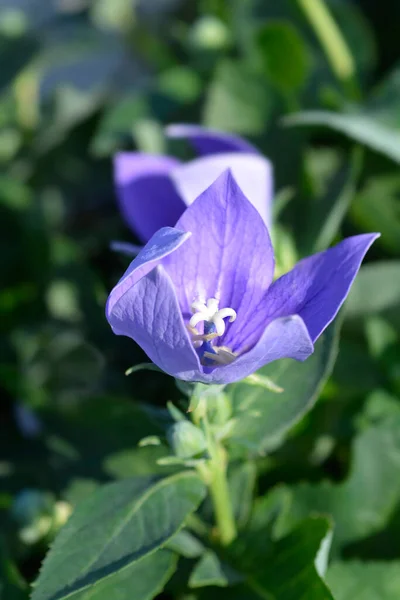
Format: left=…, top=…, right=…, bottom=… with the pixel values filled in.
left=200, top=315, right=313, bottom=384
left=162, top=170, right=274, bottom=350
left=264, top=233, right=380, bottom=342
left=114, top=153, right=185, bottom=242
left=106, top=227, right=190, bottom=318
left=108, top=265, right=201, bottom=380
left=165, top=123, right=258, bottom=156
left=170, top=153, right=273, bottom=229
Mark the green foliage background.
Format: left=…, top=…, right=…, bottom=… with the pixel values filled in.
left=1, top=1, right=400, bottom=598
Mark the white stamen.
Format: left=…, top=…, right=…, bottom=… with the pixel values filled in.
left=189, top=312, right=207, bottom=328
left=216, top=308, right=237, bottom=323
left=213, top=315, right=226, bottom=337
left=189, top=297, right=237, bottom=338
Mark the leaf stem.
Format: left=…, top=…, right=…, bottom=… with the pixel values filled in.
left=296, top=0, right=359, bottom=97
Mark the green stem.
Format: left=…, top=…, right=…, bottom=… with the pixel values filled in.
left=297, top=0, right=359, bottom=97
left=208, top=443, right=236, bottom=545
left=198, top=406, right=237, bottom=546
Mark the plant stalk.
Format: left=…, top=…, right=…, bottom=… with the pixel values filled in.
left=208, top=443, right=236, bottom=545
left=297, top=0, right=358, bottom=96
left=195, top=399, right=237, bottom=546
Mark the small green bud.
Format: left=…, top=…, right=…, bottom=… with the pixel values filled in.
left=189, top=16, right=231, bottom=51
left=168, top=421, right=207, bottom=459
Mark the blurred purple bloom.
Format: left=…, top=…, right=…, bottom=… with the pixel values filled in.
left=106, top=171, right=378, bottom=385
left=114, top=124, right=273, bottom=243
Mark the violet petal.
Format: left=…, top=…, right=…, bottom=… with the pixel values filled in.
left=264, top=233, right=380, bottom=342
left=114, top=152, right=186, bottom=242
left=162, top=170, right=274, bottom=352
left=165, top=123, right=258, bottom=155
left=108, top=265, right=201, bottom=380
left=170, top=152, right=273, bottom=229
left=197, top=315, right=313, bottom=384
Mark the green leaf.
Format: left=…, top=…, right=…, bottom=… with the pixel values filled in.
left=345, top=261, right=400, bottom=324
left=229, top=322, right=339, bottom=452
left=232, top=517, right=334, bottom=600
left=256, top=21, right=310, bottom=92
left=165, top=530, right=204, bottom=558
left=32, top=472, right=206, bottom=600
left=203, top=59, right=272, bottom=134
left=189, top=551, right=229, bottom=589
left=276, top=416, right=400, bottom=553
left=66, top=550, right=176, bottom=600
left=284, top=110, right=400, bottom=164
left=326, top=560, right=400, bottom=600
left=125, top=363, right=163, bottom=376
left=304, top=147, right=362, bottom=254
left=351, top=176, right=400, bottom=254
left=0, top=540, right=28, bottom=600
left=228, top=462, right=257, bottom=529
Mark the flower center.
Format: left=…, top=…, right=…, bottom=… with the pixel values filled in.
left=188, top=297, right=237, bottom=366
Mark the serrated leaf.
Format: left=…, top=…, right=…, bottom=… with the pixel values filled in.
left=326, top=560, right=400, bottom=600
left=256, top=21, right=310, bottom=92
left=32, top=472, right=206, bottom=600
left=284, top=110, right=400, bottom=164
left=66, top=550, right=176, bottom=600
left=229, top=322, right=339, bottom=452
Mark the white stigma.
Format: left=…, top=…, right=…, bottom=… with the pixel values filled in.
left=189, top=297, right=237, bottom=337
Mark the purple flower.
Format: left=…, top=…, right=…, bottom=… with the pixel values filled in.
left=114, top=124, right=273, bottom=243
left=106, top=170, right=378, bottom=385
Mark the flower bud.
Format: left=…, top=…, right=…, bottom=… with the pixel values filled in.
left=167, top=421, right=207, bottom=459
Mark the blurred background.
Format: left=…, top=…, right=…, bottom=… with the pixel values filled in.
left=2, top=0, right=400, bottom=596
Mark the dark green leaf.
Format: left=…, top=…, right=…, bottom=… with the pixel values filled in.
left=276, top=417, right=400, bottom=553
left=32, top=472, right=206, bottom=600
left=233, top=517, right=334, bottom=600
left=256, top=21, right=310, bottom=92
left=229, top=322, right=339, bottom=452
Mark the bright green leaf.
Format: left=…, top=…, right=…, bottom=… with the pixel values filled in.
left=284, top=110, right=400, bottom=164
left=345, top=261, right=400, bottom=324
left=351, top=176, right=400, bottom=254
left=203, top=59, right=272, bottom=134
left=326, top=560, right=400, bottom=600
